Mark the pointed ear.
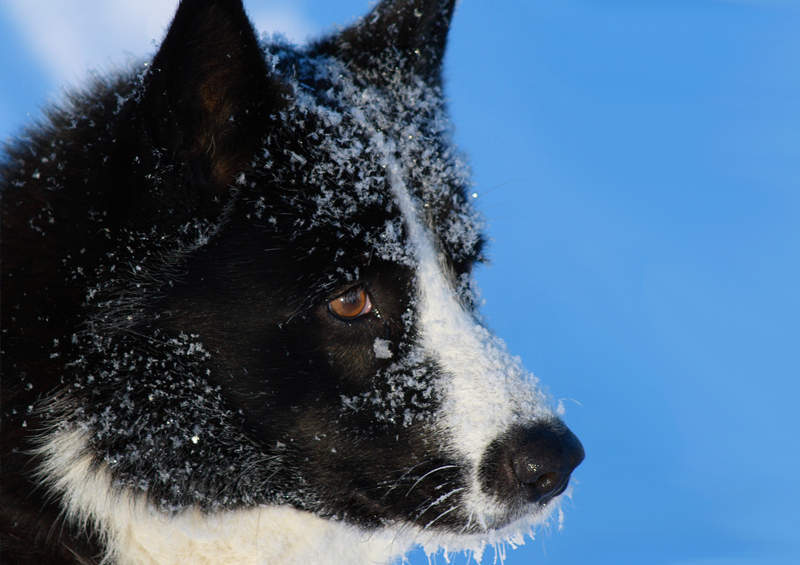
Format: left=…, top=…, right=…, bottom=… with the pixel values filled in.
left=138, top=0, right=284, bottom=189
left=313, top=0, right=456, bottom=85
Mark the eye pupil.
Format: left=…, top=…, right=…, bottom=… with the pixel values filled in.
left=328, top=288, right=372, bottom=320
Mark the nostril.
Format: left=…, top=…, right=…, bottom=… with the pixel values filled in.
left=510, top=452, right=568, bottom=503
left=512, top=458, right=546, bottom=486
left=534, top=471, right=559, bottom=493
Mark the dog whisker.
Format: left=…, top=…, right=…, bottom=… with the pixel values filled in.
left=414, top=487, right=465, bottom=520
left=423, top=504, right=460, bottom=530
left=405, top=464, right=458, bottom=497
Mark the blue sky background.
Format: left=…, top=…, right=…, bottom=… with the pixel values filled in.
left=1, top=1, right=798, bottom=564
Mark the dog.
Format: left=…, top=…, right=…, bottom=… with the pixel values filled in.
left=0, top=0, right=584, bottom=563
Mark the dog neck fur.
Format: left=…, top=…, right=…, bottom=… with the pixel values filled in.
left=38, top=429, right=414, bottom=565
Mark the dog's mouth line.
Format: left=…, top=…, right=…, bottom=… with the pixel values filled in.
left=343, top=484, right=471, bottom=531
left=343, top=483, right=563, bottom=535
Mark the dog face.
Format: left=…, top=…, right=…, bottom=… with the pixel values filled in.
left=2, top=0, right=583, bottom=557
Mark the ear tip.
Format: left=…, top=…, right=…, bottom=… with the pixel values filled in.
left=139, top=0, right=276, bottom=178
left=312, top=0, right=456, bottom=83
left=166, top=0, right=251, bottom=37
left=175, top=0, right=246, bottom=10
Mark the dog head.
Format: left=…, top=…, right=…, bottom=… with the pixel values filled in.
left=30, top=0, right=583, bottom=555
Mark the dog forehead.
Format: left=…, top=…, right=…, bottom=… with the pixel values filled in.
left=249, top=45, right=483, bottom=273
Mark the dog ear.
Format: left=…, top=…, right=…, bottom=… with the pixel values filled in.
left=313, top=0, right=456, bottom=85
left=137, top=0, right=284, bottom=191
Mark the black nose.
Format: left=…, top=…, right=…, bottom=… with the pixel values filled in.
left=480, top=421, right=584, bottom=506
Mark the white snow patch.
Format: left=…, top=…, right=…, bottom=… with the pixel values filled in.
left=373, top=338, right=393, bottom=359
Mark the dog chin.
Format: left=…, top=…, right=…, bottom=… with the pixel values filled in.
left=408, top=498, right=565, bottom=563
left=475, top=497, right=563, bottom=534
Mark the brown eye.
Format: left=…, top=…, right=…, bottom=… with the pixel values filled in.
left=328, top=287, right=373, bottom=320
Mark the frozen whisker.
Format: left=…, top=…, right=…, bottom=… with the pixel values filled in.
left=423, top=504, right=460, bottom=530
left=405, top=464, right=459, bottom=497
left=414, top=487, right=464, bottom=521
left=459, top=510, right=475, bottom=534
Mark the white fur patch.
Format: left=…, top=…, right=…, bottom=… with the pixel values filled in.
left=384, top=158, right=555, bottom=527
left=37, top=430, right=412, bottom=565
